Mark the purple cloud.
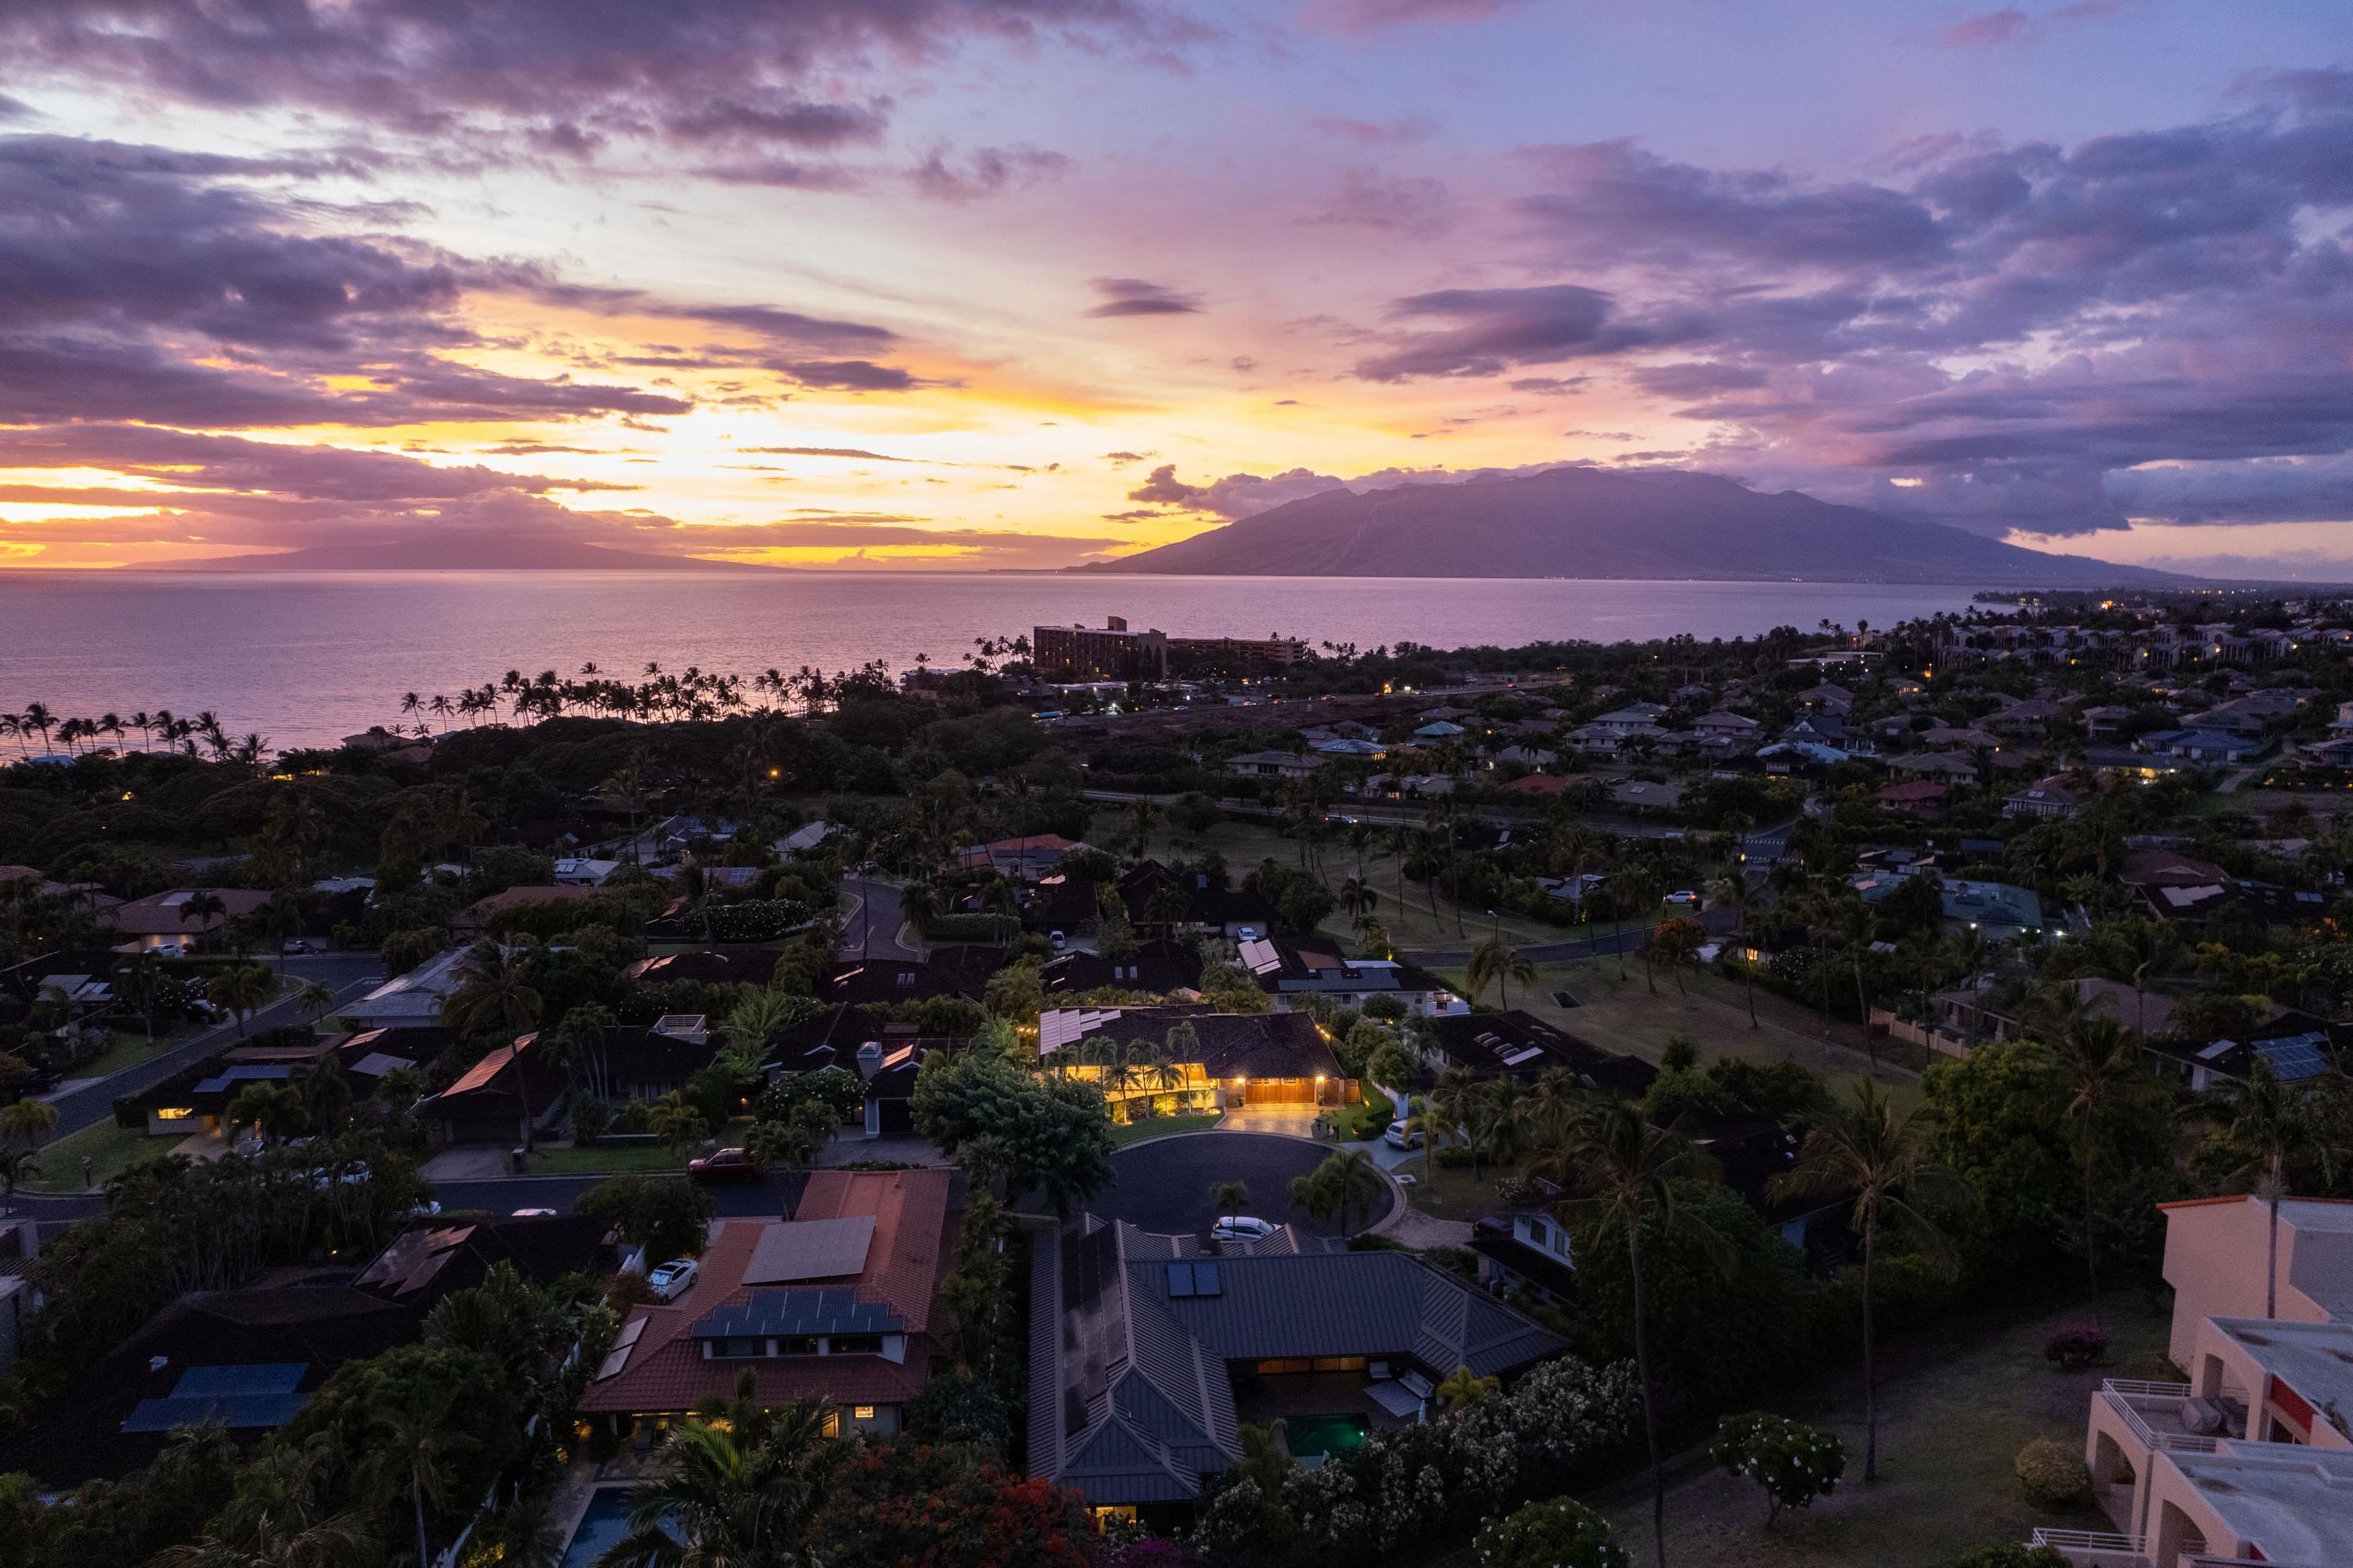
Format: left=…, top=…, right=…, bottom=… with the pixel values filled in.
left=1300, top=0, right=1534, bottom=35
left=1086, top=277, right=1203, bottom=317
left=1355, top=284, right=1689, bottom=381
left=909, top=145, right=1074, bottom=202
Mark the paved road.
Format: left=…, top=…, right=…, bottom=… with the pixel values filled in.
left=1403, top=904, right=1737, bottom=967
left=42, top=953, right=384, bottom=1140
left=840, top=878, right=922, bottom=962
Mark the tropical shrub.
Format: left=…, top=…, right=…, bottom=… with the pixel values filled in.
left=2015, top=1437, right=2091, bottom=1507
left=2043, top=1322, right=2109, bottom=1371
left=1472, top=1497, right=1627, bottom=1568
left=1712, top=1411, right=1847, bottom=1526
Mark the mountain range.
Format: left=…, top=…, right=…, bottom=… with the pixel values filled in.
left=1083, top=467, right=2175, bottom=586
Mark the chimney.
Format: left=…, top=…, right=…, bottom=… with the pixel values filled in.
left=856, top=1041, right=883, bottom=1080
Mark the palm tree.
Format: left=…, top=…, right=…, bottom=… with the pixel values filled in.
left=1547, top=1099, right=1721, bottom=1568
left=178, top=889, right=229, bottom=949
left=296, top=979, right=339, bottom=1025
left=1434, top=1361, right=1501, bottom=1409
left=229, top=1081, right=310, bottom=1146
left=1646, top=915, right=1706, bottom=998
left=359, top=1383, right=479, bottom=1568
left=1288, top=1149, right=1385, bottom=1237
left=2095, top=917, right=2184, bottom=1039
left=1403, top=1092, right=1452, bottom=1187
left=0, top=1097, right=56, bottom=1151
left=600, top=1400, right=837, bottom=1568
left=1770, top=1080, right=1954, bottom=1482
left=2205, top=1057, right=2312, bottom=1318
left=0, top=1147, right=41, bottom=1204
left=1708, top=874, right=1764, bottom=1029
left=2046, top=1016, right=2157, bottom=1323
left=1209, top=1180, right=1252, bottom=1229
left=208, top=962, right=275, bottom=1039
left=1466, top=936, right=1536, bottom=1009
left=440, top=941, right=546, bottom=1149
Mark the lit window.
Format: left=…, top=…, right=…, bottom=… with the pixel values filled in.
left=852, top=1405, right=875, bottom=1420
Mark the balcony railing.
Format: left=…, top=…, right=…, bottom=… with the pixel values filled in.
left=2100, top=1380, right=2221, bottom=1456
left=2030, top=1527, right=2146, bottom=1567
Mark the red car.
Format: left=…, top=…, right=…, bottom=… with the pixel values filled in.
left=688, top=1146, right=764, bottom=1183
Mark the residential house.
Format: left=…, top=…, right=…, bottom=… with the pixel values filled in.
left=2080, top=705, right=2137, bottom=739
left=1501, top=774, right=1569, bottom=797
left=1043, top=940, right=1205, bottom=997
left=1118, top=861, right=1279, bottom=939
left=1986, top=697, right=2069, bottom=735
left=108, top=887, right=273, bottom=953
left=1693, top=710, right=1761, bottom=739
left=1588, top=702, right=1670, bottom=732
left=450, top=883, right=605, bottom=937
left=1417, top=1011, right=1657, bottom=1097
left=345, top=945, right=482, bottom=1030
left=552, top=856, right=623, bottom=886
left=1873, top=780, right=1949, bottom=820
left=1234, top=936, right=1464, bottom=1016
left=2043, top=1194, right=2353, bottom=1568
left=579, top=1169, right=961, bottom=1442
left=949, top=833, right=1087, bottom=879
left=1028, top=1215, right=1566, bottom=1520
left=775, top=820, right=833, bottom=855
left=1225, top=751, right=1326, bottom=784
left=1854, top=871, right=2043, bottom=940
left=825, top=945, right=1006, bottom=1008
left=1606, top=779, right=1683, bottom=815
left=1038, top=1003, right=1350, bottom=1110
left=2005, top=775, right=2083, bottom=820
left=1888, top=751, right=1982, bottom=787
left=419, top=1019, right=724, bottom=1145
left=1797, top=682, right=1855, bottom=713
left=0, top=1215, right=607, bottom=1486
left=1411, top=721, right=1467, bottom=740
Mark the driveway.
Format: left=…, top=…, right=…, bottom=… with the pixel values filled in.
left=839, top=879, right=922, bottom=962
left=1078, top=1131, right=1393, bottom=1239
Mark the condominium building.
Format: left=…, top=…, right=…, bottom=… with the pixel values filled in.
left=2038, top=1195, right=2353, bottom=1568
left=1034, top=617, right=1169, bottom=681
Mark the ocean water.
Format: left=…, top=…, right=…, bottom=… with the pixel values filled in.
left=0, top=571, right=1979, bottom=749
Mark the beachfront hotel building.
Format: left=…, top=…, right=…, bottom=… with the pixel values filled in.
left=1033, top=617, right=1306, bottom=682
left=2036, top=1194, right=2353, bottom=1568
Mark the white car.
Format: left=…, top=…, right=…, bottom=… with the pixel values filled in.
left=1236, top=926, right=1261, bottom=942
left=510, top=1207, right=557, bottom=1217
left=647, top=1258, right=700, bottom=1301
left=1384, top=1119, right=1422, bottom=1150
left=1050, top=930, right=1067, bottom=950
left=1664, top=890, right=1700, bottom=907
left=1209, top=1216, right=1277, bottom=1243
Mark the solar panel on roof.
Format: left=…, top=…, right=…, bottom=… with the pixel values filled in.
left=1190, top=1262, right=1220, bottom=1297
left=2256, top=1035, right=2332, bottom=1080
left=172, top=1363, right=305, bottom=1398
left=1167, top=1262, right=1194, bottom=1298
left=123, top=1392, right=307, bottom=1432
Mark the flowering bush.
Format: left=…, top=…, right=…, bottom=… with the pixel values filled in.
left=2016, top=1437, right=2091, bottom=1507
left=2043, top=1322, right=2109, bottom=1371
left=1473, top=1497, right=1628, bottom=1568
left=1190, top=1356, right=1643, bottom=1560
left=1712, top=1412, right=1846, bottom=1526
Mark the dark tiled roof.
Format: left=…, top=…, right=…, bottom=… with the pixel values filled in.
left=1420, top=1010, right=1657, bottom=1095
left=1044, top=1004, right=1341, bottom=1081
left=1029, top=1214, right=1565, bottom=1506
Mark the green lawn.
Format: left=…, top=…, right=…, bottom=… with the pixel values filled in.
left=1110, top=1111, right=1222, bottom=1146
left=69, top=1028, right=194, bottom=1083
left=1396, top=1158, right=1519, bottom=1222
left=22, top=1117, right=175, bottom=1193
left=1603, top=1297, right=2169, bottom=1568
left=528, top=1143, right=690, bottom=1175
left=1508, top=959, right=1927, bottom=1115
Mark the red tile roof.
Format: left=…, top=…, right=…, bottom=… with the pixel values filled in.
left=110, top=887, right=273, bottom=936
left=442, top=1043, right=518, bottom=1097
left=1501, top=775, right=1568, bottom=795
left=579, top=1168, right=958, bottom=1416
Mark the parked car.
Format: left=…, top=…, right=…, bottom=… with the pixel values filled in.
left=1209, top=1216, right=1276, bottom=1243
left=647, top=1258, right=699, bottom=1301
left=1049, top=930, right=1067, bottom=951
left=1664, top=890, right=1700, bottom=907
left=1385, top=1119, right=1422, bottom=1149
left=688, top=1146, right=762, bottom=1183
left=281, top=939, right=316, bottom=954
left=1236, top=925, right=1261, bottom=942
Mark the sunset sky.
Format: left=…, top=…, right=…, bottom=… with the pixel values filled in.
left=1, top=1, right=2347, bottom=573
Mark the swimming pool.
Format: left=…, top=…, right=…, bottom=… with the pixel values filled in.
left=560, top=1487, right=641, bottom=1568
left=1284, top=1414, right=1370, bottom=1459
